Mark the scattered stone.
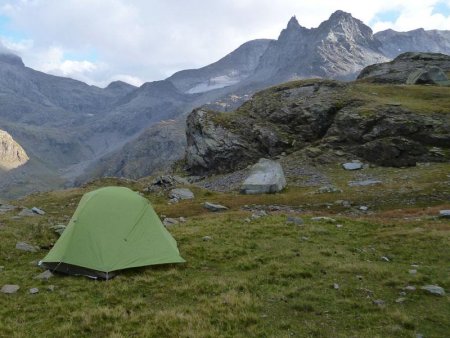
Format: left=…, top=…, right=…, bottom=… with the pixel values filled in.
left=179, top=217, right=187, bottom=223
left=149, top=175, right=189, bottom=190
left=168, top=198, right=179, bottom=204
left=251, top=210, right=268, bottom=220
left=395, top=297, right=406, bottom=303
left=34, top=270, right=53, bottom=281
left=333, top=283, right=340, bottom=290
left=342, top=162, right=363, bottom=170
left=409, top=269, right=417, bottom=275
left=334, top=200, right=351, bottom=207
left=404, top=286, right=416, bottom=291
left=203, top=202, right=228, bottom=212
left=1, top=284, right=19, bottom=294
left=244, top=218, right=251, bottom=223
left=372, top=299, right=385, bottom=307
left=29, top=288, right=39, bottom=294
left=0, top=204, right=17, bottom=214
left=311, top=216, right=336, bottom=223
left=300, top=236, right=309, bottom=241
left=163, top=218, right=179, bottom=227
left=286, top=216, right=304, bottom=225
left=359, top=206, right=369, bottom=211
left=202, top=236, right=212, bottom=241
left=16, top=241, right=38, bottom=253
left=421, top=285, right=445, bottom=296
left=317, top=185, right=342, bottom=193
left=18, top=208, right=37, bottom=217
left=416, top=333, right=424, bottom=338
left=399, top=291, right=406, bottom=296
left=439, top=210, right=450, bottom=218
left=241, top=158, right=286, bottom=194
left=169, top=188, right=194, bottom=200
left=410, top=264, right=419, bottom=268
left=47, top=285, right=55, bottom=292
left=31, top=207, right=45, bottom=215
left=50, top=224, right=66, bottom=235
left=336, top=224, right=343, bottom=228
left=0, top=266, right=3, bottom=272
left=356, top=275, right=363, bottom=280
left=381, top=256, right=390, bottom=262
left=348, top=179, right=382, bottom=187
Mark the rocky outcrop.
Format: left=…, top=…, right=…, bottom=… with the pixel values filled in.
left=0, top=129, right=29, bottom=170
left=357, top=52, right=450, bottom=83
left=241, top=159, right=286, bottom=194
left=185, top=79, right=450, bottom=173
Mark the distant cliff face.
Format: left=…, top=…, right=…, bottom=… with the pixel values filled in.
left=0, top=129, right=29, bottom=170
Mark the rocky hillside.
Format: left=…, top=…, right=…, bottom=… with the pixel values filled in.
left=0, top=129, right=28, bottom=170
left=186, top=77, right=450, bottom=174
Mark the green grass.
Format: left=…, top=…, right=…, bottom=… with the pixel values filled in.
left=0, top=163, right=449, bottom=337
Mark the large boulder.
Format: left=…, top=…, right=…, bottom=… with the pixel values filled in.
left=406, top=66, right=448, bottom=85
left=241, top=159, right=286, bottom=194
left=357, top=52, right=450, bottom=84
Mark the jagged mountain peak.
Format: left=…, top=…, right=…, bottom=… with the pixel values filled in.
left=286, top=16, right=301, bottom=30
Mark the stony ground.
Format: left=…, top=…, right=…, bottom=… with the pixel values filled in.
left=0, top=161, right=449, bottom=337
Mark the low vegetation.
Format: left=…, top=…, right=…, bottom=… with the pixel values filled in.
left=1, top=162, right=449, bottom=337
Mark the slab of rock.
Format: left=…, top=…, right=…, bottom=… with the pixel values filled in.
left=34, top=270, right=53, bottom=281
left=439, top=210, right=450, bottom=218
left=421, top=285, right=445, bottom=296
left=406, top=66, right=448, bottom=85
left=203, top=202, right=228, bottom=212
left=163, top=218, right=179, bottom=227
left=286, top=216, right=304, bottom=225
left=342, top=162, right=363, bottom=170
left=31, top=207, right=45, bottom=215
left=348, top=179, right=382, bottom=187
left=50, top=224, right=66, bottom=235
left=1, top=284, right=20, bottom=294
left=0, top=204, right=17, bottom=214
left=18, top=208, right=37, bottom=217
left=311, top=216, right=336, bottom=223
left=241, top=158, right=286, bottom=194
left=29, top=288, right=39, bottom=294
left=16, top=242, right=38, bottom=253
left=169, top=188, right=194, bottom=200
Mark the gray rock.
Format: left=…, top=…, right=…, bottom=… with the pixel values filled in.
left=372, top=299, right=385, bottom=307
left=203, top=202, right=228, bottom=212
left=29, top=288, right=39, bottom=294
left=241, top=158, right=286, bottom=194
left=50, top=224, right=66, bottom=235
left=395, top=297, right=406, bottom=303
left=439, top=210, right=450, bottom=218
left=342, top=162, right=363, bottom=170
left=16, top=241, right=38, bottom=253
left=348, top=179, right=382, bottom=187
left=359, top=206, right=369, bottom=211
left=406, top=66, right=448, bottom=85
left=404, top=285, right=416, bottom=291
left=409, top=269, right=417, bottom=275
left=317, top=185, right=342, bottom=193
left=336, top=224, right=343, bottom=228
left=333, top=283, right=340, bottom=290
left=47, top=285, right=55, bottom=292
left=18, top=208, right=38, bottom=217
left=421, top=285, right=445, bottom=296
left=381, top=256, right=390, bottom=262
left=31, top=207, right=45, bottom=215
left=286, top=216, right=304, bottom=225
left=311, top=216, right=336, bottom=223
left=163, top=218, right=179, bottom=227
left=34, top=270, right=53, bottom=281
left=0, top=204, right=17, bottom=213
left=202, top=236, right=213, bottom=241
left=1, top=284, right=19, bottom=294
left=251, top=210, right=268, bottom=220
left=169, top=188, right=194, bottom=200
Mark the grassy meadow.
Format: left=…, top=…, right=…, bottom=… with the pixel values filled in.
left=0, top=162, right=449, bottom=337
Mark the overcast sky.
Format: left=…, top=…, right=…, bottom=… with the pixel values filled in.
left=0, top=0, right=449, bottom=87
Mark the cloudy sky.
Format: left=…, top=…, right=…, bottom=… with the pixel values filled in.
left=0, top=0, right=449, bottom=87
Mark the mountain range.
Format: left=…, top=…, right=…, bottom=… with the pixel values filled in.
left=1, top=10, right=450, bottom=197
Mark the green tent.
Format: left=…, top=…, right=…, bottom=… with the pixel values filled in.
left=40, top=186, right=185, bottom=279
